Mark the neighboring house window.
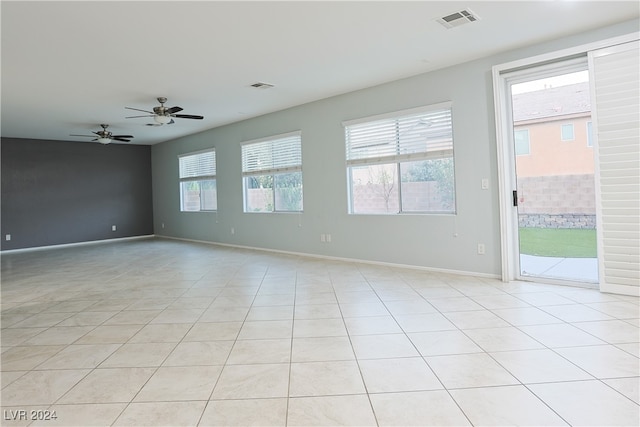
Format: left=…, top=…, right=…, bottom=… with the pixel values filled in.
left=179, top=149, right=217, bottom=211
left=344, top=103, right=456, bottom=214
left=587, top=121, right=593, bottom=147
left=514, top=129, right=531, bottom=155
left=241, top=131, right=303, bottom=212
left=561, top=123, right=575, bottom=141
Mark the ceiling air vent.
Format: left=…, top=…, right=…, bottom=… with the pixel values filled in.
left=436, top=9, right=480, bottom=29
left=250, top=82, right=274, bottom=89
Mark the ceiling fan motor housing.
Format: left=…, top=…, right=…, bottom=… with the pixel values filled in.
left=153, top=106, right=168, bottom=116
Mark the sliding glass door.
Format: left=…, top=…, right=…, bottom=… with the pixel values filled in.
left=493, top=35, right=639, bottom=295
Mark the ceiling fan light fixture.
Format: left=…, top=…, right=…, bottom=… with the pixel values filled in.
left=97, top=137, right=112, bottom=144
left=154, top=114, right=172, bottom=124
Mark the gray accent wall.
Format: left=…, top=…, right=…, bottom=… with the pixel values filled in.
left=1, top=138, right=153, bottom=250
left=151, top=20, right=637, bottom=278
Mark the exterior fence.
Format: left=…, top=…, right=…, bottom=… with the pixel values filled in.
left=352, top=181, right=449, bottom=213
left=517, top=174, right=595, bottom=229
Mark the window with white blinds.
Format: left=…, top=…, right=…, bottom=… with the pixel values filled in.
left=178, top=149, right=217, bottom=212
left=241, top=132, right=302, bottom=176
left=343, top=104, right=456, bottom=214
left=241, top=132, right=303, bottom=212
left=345, top=103, right=454, bottom=165
left=590, top=40, right=640, bottom=296
left=179, top=150, right=216, bottom=179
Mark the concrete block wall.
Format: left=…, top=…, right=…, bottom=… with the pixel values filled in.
left=517, top=174, right=595, bottom=215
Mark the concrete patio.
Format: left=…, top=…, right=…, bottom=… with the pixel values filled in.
left=520, top=254, right=598, bottom=284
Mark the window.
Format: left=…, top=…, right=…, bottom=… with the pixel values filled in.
left=561, top=123, right=575, bottom=141
left=514, top=129, right=531, bottom=155
left=179, top=149, right=217, bottom=211
left=344, top=103, right=456, bottom=214
left=586, top=121, right=593, bottom=147
left=241, top=132, right=303, bottom=212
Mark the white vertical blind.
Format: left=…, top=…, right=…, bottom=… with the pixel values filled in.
left=590, top=40, right=640, bottom=296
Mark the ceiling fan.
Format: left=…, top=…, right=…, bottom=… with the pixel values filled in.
left=125, top=97, right=204, bottom=126
left=70, top=124, right=134, bottom=144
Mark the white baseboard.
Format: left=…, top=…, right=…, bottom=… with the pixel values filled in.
left=155, top=234, right=500, bottom=280
left=0, top=235, right=155, bottom=254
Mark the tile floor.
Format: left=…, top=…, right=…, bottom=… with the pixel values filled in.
left=1, top=238, right=638, bottom=426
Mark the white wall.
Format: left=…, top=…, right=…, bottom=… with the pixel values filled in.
left=151, top=19, right=638, bottom=277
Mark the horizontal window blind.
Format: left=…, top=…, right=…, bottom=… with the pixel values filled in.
left=345, top=106, right=453, bottom=165
left=179, top=149, right=216, bottom=179
left=242, top=132, right=302, bottom=176
left=590, top=40, right=639, bottom=295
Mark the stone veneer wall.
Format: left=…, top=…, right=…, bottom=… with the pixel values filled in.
left=519, top=213, right=596, bottom=229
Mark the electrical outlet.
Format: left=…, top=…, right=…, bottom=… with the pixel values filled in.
left=231, top=227, right=235, bottom=235
left=161, top=223, right=165, bottom=229
left=477, top=243, right=486, bottom=255
left=481, top=178, right=489, bottom=190
left=5, top=234, right=11, bottom=241
left=112, top=225, right=117, bottom=232
left=320, top=234, right=326, bottom=242
left=326, top=234, right=332, bottom=243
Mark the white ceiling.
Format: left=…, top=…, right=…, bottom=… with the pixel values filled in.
left=2, top=1, right=638, bottom=145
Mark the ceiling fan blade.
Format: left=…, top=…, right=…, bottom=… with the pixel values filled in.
left=125, top=106, right=154, bottom=114
left=111, top=135, right=134, bottom=139
left=167, top=106, right=183, bottom=114
left=125, top=114, right=154, bottom=119
left=112, top=137, right=131, bottom=142
left=173, top=114, right=204, bottom=120
left=70, top=134, right=95, bottom=137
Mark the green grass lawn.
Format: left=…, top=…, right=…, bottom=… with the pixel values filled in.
left=519, top=227, right=597, bottom=258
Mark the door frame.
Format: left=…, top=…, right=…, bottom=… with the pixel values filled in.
left=492, top=33, right=637, bottom=283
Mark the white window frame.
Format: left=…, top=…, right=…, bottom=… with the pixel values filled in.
left=241, top=131, right=303, bottom=213
left=514, top=129, right=531, bottom=155
left=561, top=123, right=575, bottom=141
left=178, top=148, right=217, bottom=212
left=343, top=103, right=456, bottom=215
left=586, top=121, right=593, bottom=147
